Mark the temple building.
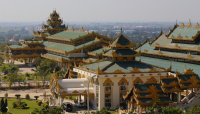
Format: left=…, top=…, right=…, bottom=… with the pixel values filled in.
left=50, top=22, right=200, bottom=114
left=6, top=10, right=200, bottom=113
left=6, top=10, right=113, bottom=72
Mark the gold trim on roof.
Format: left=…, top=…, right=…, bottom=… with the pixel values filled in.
left=130, top=68, right=141, bottom=73
left=103, top=78, right=114, bottom=86
left=118, top=78, right=129, bottom=86
left=162, top=81, right=179, bottom=87
left=182, top=69, right=195, bottom=75
left=145, top=77, right=157, bottom=84
left=161, top=86, right=183, bottom=93
left=133, top=77, right=143, bottom=84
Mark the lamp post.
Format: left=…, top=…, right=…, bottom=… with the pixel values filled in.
left=82, top=75, right=96, bottom=114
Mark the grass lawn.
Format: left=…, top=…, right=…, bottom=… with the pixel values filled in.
left=7, top=98, right=42, bottom=114
left=109, top=111, right=116, bottom=114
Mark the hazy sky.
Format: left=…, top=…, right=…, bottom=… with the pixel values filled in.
left=0, top=0, right=200, bottom=23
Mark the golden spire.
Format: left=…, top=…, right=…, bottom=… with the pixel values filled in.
left=120, top=28, right=122, bottom=34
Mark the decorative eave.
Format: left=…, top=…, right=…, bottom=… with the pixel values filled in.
left=44, top=47, right=65, bottom=54
left=178, top=75, right=200, bottom=84
left=134, top=93, right=168, bottom=99
left=161, top=86, right=183, bottom=93
left=134, top=85, right=162, bottom=93
left=144, top=77, right=157, bottom=84
left=103, top=50, right=141, bottom=58
left=25, top=41, right=44, bottom=45
left=135, top=97, right=172, bottom=107
left=161, top=81, right=179, bottom=87
left=110, top=42, right=133, bottom=49
left=182, top=69, right=195, bottom=75
left=9, top=46, right=44, bottom=50
left=140, top=51, right=200, bottom=62
left=151, top=44, right=200, bottom=53
left=179, top=83, right=200, bottom=89
left=10, top=53, right=40, bottom=58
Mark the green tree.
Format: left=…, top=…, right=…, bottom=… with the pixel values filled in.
left=38, top=59, right=56, bottom=86
left=2, top=64, right=19, bottom=75
left=186, top=105, right=200, bottom=114
left=33, top=57, right=42, bottom=68
left=0, top=56, right=4, bottom=64
left=0, top=98, right=3, bottom=112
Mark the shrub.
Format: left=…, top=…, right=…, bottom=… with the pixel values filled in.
left=25, top=94, right=30, bottom=100
left=34, top=96, right=39, bottom=100
left=38, top=101, right=42, bottom=106
left=12, top=102, right=17, bottom=108
left=12, top=101, right=29, bottom=109
left=96, top=107, right=111, bottom=114
left=36, top=100, right=40, bottom=103
left=42, top=103, right=49, bottom=109
left=15, top=94, right=21, bottom=99
left=4, top=92, right=8, bottom=98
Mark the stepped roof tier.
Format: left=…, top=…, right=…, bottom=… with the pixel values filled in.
left=124, top=68, right=200, bottom=108
left=73, top=29, right=170, bottom=76
left=136, top=21, right=200, bottom=65
left=33, top=10, right=68, bottom=39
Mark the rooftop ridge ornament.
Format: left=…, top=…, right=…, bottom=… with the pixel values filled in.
left=180, top=22, right=185, bottom=28
left=188, top=19, right=192, bottom=28
left=120, top=28, right=122, bottom=34
left=194, top=22, right=200, bottom=28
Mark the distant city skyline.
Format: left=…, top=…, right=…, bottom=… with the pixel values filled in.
left=1, top=0, right=200, bottom=23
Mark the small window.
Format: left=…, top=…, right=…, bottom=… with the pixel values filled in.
left=105, top=83, right=111, bottom=91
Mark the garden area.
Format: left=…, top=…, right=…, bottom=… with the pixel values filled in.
left=7, top=98, right=41, bottom=114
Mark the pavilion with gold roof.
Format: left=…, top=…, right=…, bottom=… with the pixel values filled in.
left=6, top=10, right=113, bottom=73
left=49, top=30, right=180, bottom=113
left=6, top=10, right=200, bottom=113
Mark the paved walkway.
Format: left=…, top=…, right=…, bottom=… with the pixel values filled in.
left=0, top=89, right=51, bottom=100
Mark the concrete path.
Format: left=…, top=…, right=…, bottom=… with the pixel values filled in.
left=0, top=89, right=51, bottom=100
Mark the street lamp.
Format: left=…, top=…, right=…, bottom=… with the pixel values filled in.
left=81, top=75, right=96, bottom=114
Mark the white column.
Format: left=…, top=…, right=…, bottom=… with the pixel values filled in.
left=94, top=84, right=97, bottom=108
left=139, top=107, right=142, bottom=114
left=98, top=82, right=105, bottom=110
left=146, top=107, right=148, bottom=113
left=113, top=80, right=119, bottom=108
left=186, top=89, right=188, bottom=103
left=58, top=96, right=61, bottom=106
left=177, top=92, right=181, bottom=103
left=60, top=97, right=63, bottom=106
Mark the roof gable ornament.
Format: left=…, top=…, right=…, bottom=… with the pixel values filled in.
left=145, top=77, right=157, bottom=84
left=188, top=19, right=192, bottom=28
left=158, top=48, right=162, bottom=54
left=188, top=52, right=192, bottom=58
left=194, top=23, right=200, bottom=28
left=174, top=43, right=180, bottom=48
left=180, top=22, right=185, bottom=28
left=120, top=28, right=122, bottom=34
left=182, top=68, right=195, bottom=75
left=71, top=26, right=74, bottom=32
left=133, top=77, right=143, bottom=84
left=130, top=67, right=141, bottom=73
left=177, top=34, right=182, bottom=39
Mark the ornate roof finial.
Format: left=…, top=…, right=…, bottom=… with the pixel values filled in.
left=184, top=65, right=186, bottom=71
left=120, top=28, right=122, bottom=34
left=176, top=19, right=177, bottom=25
